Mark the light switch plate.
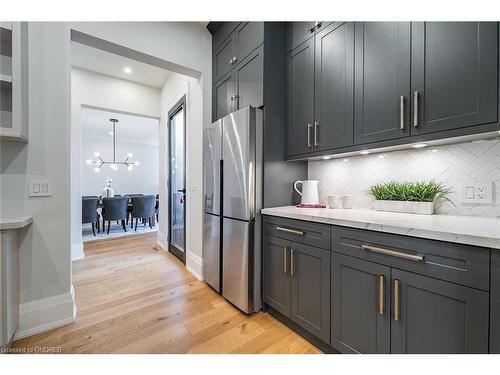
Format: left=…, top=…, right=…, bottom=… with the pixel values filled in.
left=461, top=182, right=493, bottom=204
left=29, top=179, right=52, bottom=197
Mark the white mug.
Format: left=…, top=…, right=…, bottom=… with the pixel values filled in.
left=342, top=195, right=354, bottom=209
left=294, top=180, right=320, bottom=205
left=327, top=195, right=343, bottom=209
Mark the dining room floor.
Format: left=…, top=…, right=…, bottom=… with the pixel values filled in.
left=82, top=221, right=158, bottom=242
left=11, top=232, right=320, bottom=354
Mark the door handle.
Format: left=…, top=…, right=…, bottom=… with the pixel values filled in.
left=393, top=279, right=400, bottom=321
left=307, top=123, right=312, bottom=148
left=290, top=248, right=295, bottom=276
left=177, top=189, right=186, bottom=193
left=283, top=246, right=288, bottom=274
left=400, top=95, right=405, bottom=130
left=361, top=244, right=424, bottom=262
left=314, top=121, right=319, bottom=147
left=413, top=91, right=419, bottom=127
left=378, top=275, right=385, bottom=315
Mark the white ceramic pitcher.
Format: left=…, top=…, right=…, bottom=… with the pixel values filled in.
left=294, top=180, right=320, bottom=205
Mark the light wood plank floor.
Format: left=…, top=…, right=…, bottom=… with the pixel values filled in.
left=11, top=233, right=321, bottom=354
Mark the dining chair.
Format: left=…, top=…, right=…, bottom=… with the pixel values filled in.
left=125, top=194, right=144, bottom=225
left=130, top=195, right=155, bottom=231
left=155, top=194, right=159, bottom=223
left=82, top=197, right=100, bottom=236
left=102, top=196, right=129, bottom=234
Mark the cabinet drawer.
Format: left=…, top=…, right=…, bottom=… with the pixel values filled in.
left=332, top=226, right=490, bottom=291
left=263, top=216, right=330, bottom=250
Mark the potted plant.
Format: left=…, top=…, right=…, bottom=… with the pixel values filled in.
left=369, top=181, right=451, bottom=215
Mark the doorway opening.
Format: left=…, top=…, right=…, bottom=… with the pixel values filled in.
left=168, top=96, right=187, bottom=263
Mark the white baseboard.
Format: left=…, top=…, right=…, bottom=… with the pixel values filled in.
left=186, top=251, right=203, bottom=281
left=71, top=242, right=84, bottom=261
left=157, top=231, right=167, bottom=251
left=14, top=285, right=77, bottom=340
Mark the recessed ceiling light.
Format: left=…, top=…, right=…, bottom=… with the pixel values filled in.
left=411, top=143, right=428, bottom=149
left=124, top=67, right=132, bottom=74
left=322, top=156, right=331, bottom=160
left=343, top=158, right=349, bottom=162
left=360, top=150, right=370, bottom=155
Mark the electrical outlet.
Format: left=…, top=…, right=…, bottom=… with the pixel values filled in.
left=461, top=182, right=493, bottom=204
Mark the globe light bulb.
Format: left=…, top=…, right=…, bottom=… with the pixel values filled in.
left=127, top=152, right=133, bottom=158
left=134, top=161, right=140, bottom=166
left=127, top=165, right=134, bottom=171
left=86, top=159, right=92, bottom=165
left=94, top=152, right=100, bottom=157
left=94, top=167, right=100, bottom=173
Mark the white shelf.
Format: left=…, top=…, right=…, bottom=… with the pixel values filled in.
left=0, top=74, right=12, bottom=83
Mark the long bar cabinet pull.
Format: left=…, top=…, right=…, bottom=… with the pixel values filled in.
left=307, top=123, right=312, bottom=148
left=276, top=226, right=304, bottom=236
left=283, top=246, right=288, bottom=274
left=400, top=95, right=405, bottom=130
left=361, top=244, right=424, bottom=262
left=314, top=121, right=319, bottom=147
left=290, top=248, right=295, bottom=276
left=413, top=91, right=419, bottom=127
left=393, top=279, right=400, bottom=321
left=378, top=275, right=385, bottom=315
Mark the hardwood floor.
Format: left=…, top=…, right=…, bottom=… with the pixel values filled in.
left=11, top=233, right=321, bottom=354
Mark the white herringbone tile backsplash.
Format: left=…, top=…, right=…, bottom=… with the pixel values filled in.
left=308, top=139, right=500, bottom=217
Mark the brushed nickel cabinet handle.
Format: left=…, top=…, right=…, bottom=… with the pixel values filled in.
left=400, top=95, right=405, bottom=130
left=314, top=121, right=319, bottom=147
left=290, top=248, right=295, bottom=276
left=413, top=91, right=419, bottom=127
left=283, top=246, right=288, bottom=274
left=361, top=244, right=424, bottom=262
left=378, top=275, right=385, bottom=315
left=276, top=226, right=305, bottom=236
left=393, top=279, right=400, bottom=321
left=307, top=124, right=311, bottom=148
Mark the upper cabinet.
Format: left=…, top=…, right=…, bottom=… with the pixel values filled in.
left=411, top=22, right=498, bottom=135
left=354, top=22, right=411, bottom=144
left=0, top=22, right=28, bottom=142
left=284, top=21, right=500, bottom=160
left=212, top=22, right=264, bottom=121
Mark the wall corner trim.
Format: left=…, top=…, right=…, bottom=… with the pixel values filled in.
left=71, top=242, right=85, bottom=261
left=14, top=285, right=77, bottom=340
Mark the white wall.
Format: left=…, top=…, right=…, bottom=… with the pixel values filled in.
left=0, top=23, right=74, bottom=338
left=82, top=138, right=159, bottom=196
left=159, top=72, right=204, bottom=279
left=71, top=67, right=161, bottom=258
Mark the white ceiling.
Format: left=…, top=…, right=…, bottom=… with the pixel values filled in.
left=81, top=107, right=159, bottom=146
left=71, top=42, right=171, bottom=88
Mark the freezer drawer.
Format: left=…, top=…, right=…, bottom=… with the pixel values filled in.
left=222, top=218, right=253, bottom=313
left=204, top=120, right=222, bottom=215
left=203, top=213, right=221, bottom=292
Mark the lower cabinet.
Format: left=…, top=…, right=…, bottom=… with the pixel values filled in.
left=331, top=253, right=390, bottom=353
left=331, top=253, right=489, bottom=354
left=263, top=235, right=331, bottom=344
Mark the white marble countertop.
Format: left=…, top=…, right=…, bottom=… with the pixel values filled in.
left=0, top=216, right=33, bottom=230
left=261, top=206, right=500, bottom=249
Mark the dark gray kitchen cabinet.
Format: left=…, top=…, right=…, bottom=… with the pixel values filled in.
left=285, top=22, right=316, bottom=53
left=235, top=22, right=264, bottom=63
left=331, top=253, right=390, bottom=354
left=411, top=22, right=498, bottom=135
left=235, top=45, right=263, bottom=111
left=214, top=35, right=236, bottom=82
left=489, top=251, right=500, bottom=353
left=262, top=235, right=291, bottom=317
left=290, top=242, right=331, bottom=344
left=314, top=22, right=354, bottom=150
left=354, top=22, right=411, bottom=144
left=286, top=37, right=315, bottom=156
left=213, top=71, right=236, bottom=121
left=391, top=268, right=489, bottom=353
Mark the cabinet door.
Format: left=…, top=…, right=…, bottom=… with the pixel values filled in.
left=235, top=45, right=263, bottom=111
left=286, top=38, right=315, bottom=157
left=285, top=22, right=316, bottom=53
left=214, top=35, right=235, bottom=82
left=411, top=22, right=498, bottom=135
left=235, top=22, right=264, bottom=63
left=491, top=251, right=500, bottom=353
left=314, top=22, right=354, bottom=151
left=290, top=242, right=330, bottom=343
left=213, top=71, right=236, bottom=121
left=391, top=268, right=489, bottom=353
left=263, top=235, right=291, bottom=318
left=331, top=253, right=391, bottom=353
left=354, top=22, right=411, bottom=144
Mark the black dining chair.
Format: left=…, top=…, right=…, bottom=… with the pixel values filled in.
left=130, top=195, right=156, bottom=231
left=82, top=195, right=98, bottom=199
left=125, top=194, right=144, bottom=225
left=82, top=197, right=100, bottom=236
left=155, top=194, right=159, bottom=223
left=102, top=196, right=129, bottom=234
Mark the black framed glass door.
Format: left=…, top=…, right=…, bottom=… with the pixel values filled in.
left=168, top=96, right=186, bottom=263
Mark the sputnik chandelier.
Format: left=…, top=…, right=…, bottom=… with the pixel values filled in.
left=86, top=118, right=140, bottom=173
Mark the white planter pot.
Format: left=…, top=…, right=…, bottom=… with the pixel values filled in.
left=374, top=200, right=435, bottom=215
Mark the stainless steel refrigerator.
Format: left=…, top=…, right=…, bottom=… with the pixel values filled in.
left=203, top=106, right=262, bottom=314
